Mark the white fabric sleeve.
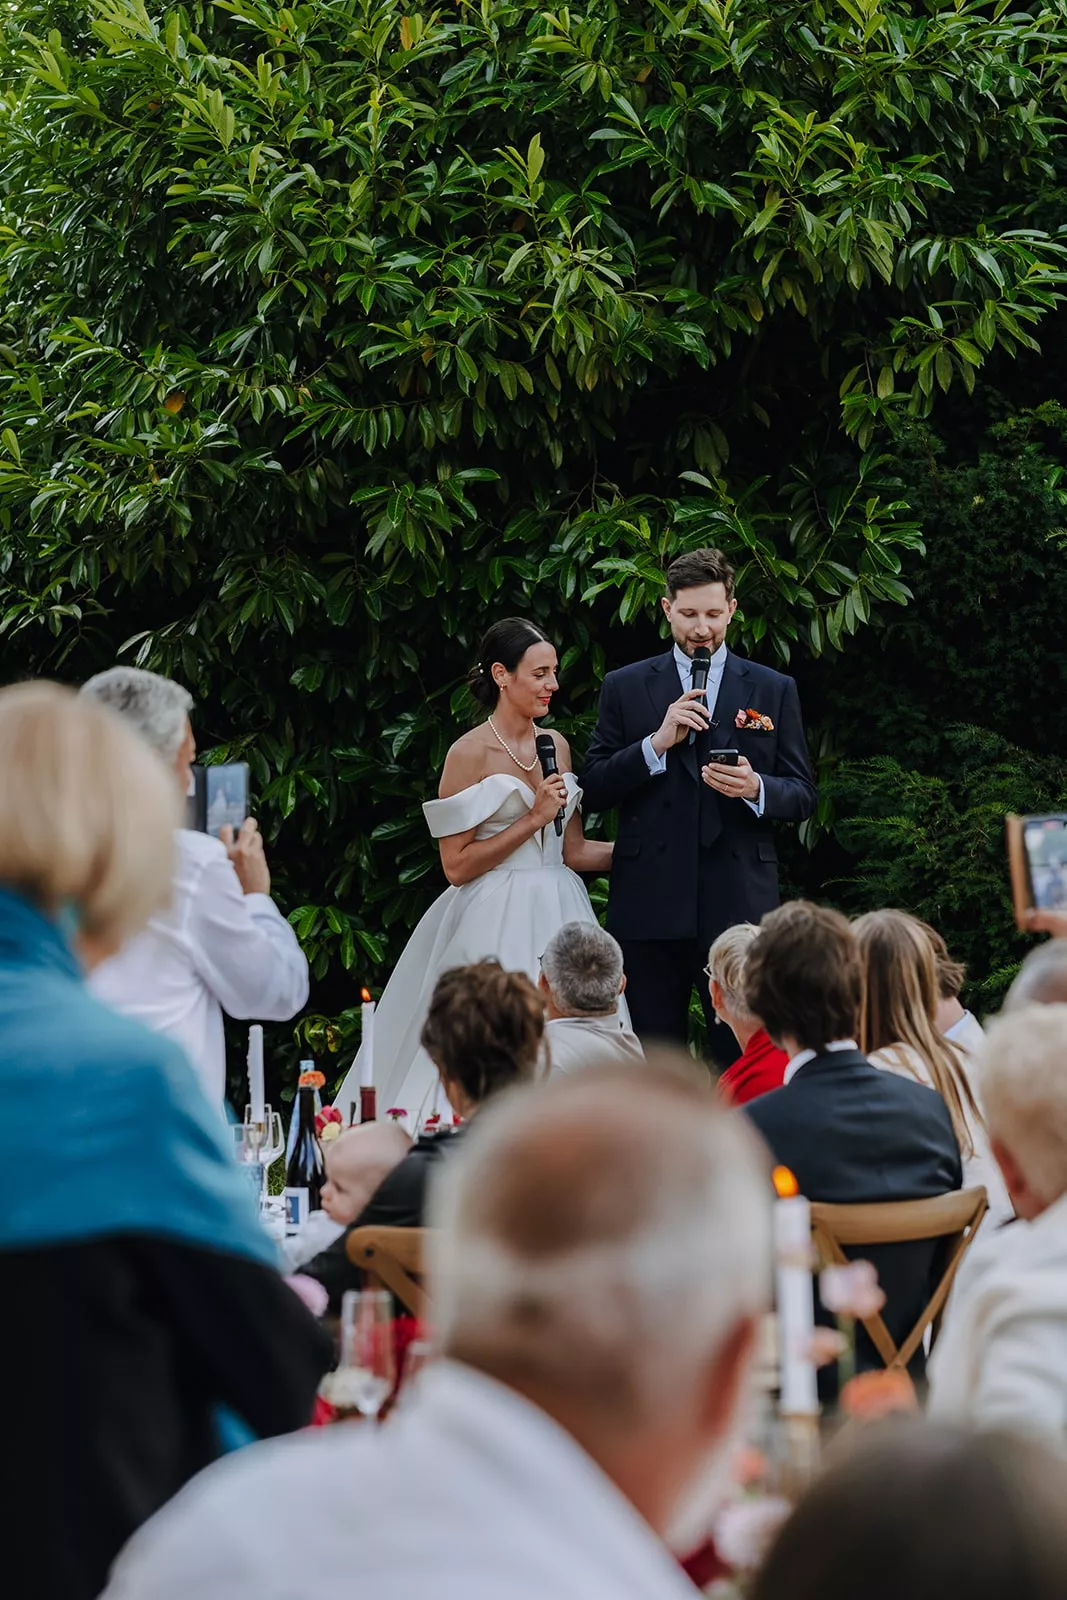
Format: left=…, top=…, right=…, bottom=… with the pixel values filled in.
left=744, top=773, right=765, bottom=817
left=641, top=735, right=667, bottom=776
left=187, top=858, right=309, bottom=1021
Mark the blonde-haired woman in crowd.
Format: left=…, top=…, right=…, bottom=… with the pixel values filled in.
left=853, top=909, right=1012, bottom=1224
left=0, top=683, right=330, bottom=1600
left=706, top=922, right=789, bottom=1105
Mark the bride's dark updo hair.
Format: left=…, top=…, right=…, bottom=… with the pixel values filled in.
left=467, top=618, right=551, bottom=709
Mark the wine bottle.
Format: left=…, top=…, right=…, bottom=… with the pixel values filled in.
left=283, top=1085, right=324, bottom=1233
left=360, top=1086, right=377, bottom=1124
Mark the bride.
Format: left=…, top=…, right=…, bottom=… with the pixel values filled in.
left=335, top=617, right=618, bottom=1124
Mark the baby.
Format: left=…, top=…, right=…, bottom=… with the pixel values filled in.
left=282, top=1121, right=411, bottom=1271
left=321, top=1121, right=412, bottom=1225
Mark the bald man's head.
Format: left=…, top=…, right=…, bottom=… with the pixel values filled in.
left=429, top=1059, right=771, bottom=1414
left=1004, top=942, right=1067, bottom=1012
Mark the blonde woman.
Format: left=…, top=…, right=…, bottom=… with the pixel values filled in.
left=0, top=684, right=330, bottom=1600
left=853, top=909, right=1012, bottom=1224
left=706, top=922, right=788, bottom=1104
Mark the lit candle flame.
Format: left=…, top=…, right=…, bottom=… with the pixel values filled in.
left=772, top=1165, right=799, bottom=1199
left=361, top=988, right=372, bottom=1004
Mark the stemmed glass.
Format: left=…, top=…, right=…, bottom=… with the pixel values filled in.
left=332, top=1290, right=396, bottom=1421
left=231, top=1108, right=285, bottom=1209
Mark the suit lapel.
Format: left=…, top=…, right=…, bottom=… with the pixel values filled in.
left=645, top=651, right=699, bottom=784
left=706, top=652, right=751, bottom=753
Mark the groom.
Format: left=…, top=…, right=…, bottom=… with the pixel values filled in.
left=581, top=548, right=817, bottom=1049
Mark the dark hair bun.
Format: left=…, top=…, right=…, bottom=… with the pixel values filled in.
left=467, top=662, right=498, bottom=709
left=468, top=618, right=550, bottom=711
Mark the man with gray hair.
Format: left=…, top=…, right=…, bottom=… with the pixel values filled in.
left=930, top=1004, right=1067, bottom=1448
left=1003, top=938, right=1067, bottom=1011
left=540, top=920, right=644, bottom=1075
left=81, top=666, right=308, bottom=1104
left=102, top=1063, right=772, bottom=1600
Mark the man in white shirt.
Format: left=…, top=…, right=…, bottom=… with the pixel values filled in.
left=102, top=1063, right=772, bottom=1600
left=82, top=667, right=309, bottom=1104
left=930, top=1005, right=1067, bottom=1450
left=540, top=921, right=644, bottom=1075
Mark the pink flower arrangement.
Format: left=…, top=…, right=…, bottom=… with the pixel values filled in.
left=385, top=1107, right=407, bottom=1123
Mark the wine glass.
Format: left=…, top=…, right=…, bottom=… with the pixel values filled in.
left=231, top=1109, right=285, bottom=1211
left=334, top=1290, right=396, bottom=1421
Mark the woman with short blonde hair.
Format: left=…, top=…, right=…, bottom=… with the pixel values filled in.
left=854, top=908, right=1012, bottom=1223
left=0, top=680, right=178, bottom=953
left=0, top=682, right=330, bottom=1600
left=707, top=921, right=788, bottom=1105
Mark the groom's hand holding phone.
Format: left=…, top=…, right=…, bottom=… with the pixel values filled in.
left=650, top=688, right=710, bottom=756
left=702, top=752, right=761, bottom=802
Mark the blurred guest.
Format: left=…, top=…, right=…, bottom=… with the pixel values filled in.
left=0, top=684, right=330, bottom=1600
left=916, top=918, right=986, bottom=1059
left=80, top=666, right=308, bottom=1103
left=540, top=921, right=644, bottom=1074
left=706, top=922, right=788, bottom=1105
left=930, top=1005, right=1067, bottom=1445
left=103, top=1062, right=772, bottom=1600
left=854, top=909, right=1011, bottom=1224
left=744, top=901, right=962, bottom=1375
left=751, top=1424, right=1067, bottom=1600
left=302, top=961, right=544, bottom=1310
left=1004, top=938, right=1067, bottom=1009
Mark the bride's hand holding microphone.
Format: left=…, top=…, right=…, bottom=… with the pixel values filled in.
left=530, top=771, right=568, bottom=831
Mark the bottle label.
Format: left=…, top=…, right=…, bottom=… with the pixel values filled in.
left=283, top=1187, right=309, bottom=1234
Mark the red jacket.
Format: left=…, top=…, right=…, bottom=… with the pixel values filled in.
left=717, top=1027, right=788, bottom=1107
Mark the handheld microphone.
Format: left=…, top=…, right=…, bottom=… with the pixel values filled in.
left=689, top=646, right=712, bottom=745
left=535, top=734, right=565, bottom=836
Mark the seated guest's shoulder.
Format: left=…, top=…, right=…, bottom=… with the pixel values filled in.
left=104, top=1426, right=373, bottom=1598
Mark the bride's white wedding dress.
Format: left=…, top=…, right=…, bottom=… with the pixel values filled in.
left=335, top=772, right=619, bottom=1126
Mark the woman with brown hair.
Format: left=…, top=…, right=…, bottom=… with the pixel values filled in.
left=853, top=909, right=1012, bottom=1223
left=304, top=960, right=545, bottom=1309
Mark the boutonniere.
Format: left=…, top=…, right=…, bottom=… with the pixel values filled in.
left=735, top=707, right=775, bottom=731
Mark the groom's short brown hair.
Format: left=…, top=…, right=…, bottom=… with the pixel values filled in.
left=745, top=901, right=862, bottom=1053
left=665, top=548, right=735, bottom=599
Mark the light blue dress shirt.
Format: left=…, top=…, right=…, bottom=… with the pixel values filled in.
left=641, top=642, right=764, bottom=816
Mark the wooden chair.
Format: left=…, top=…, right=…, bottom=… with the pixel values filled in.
left=345, top=1226, right=430, bottom=1320
left=809, top=1187, right=989, bottom=1371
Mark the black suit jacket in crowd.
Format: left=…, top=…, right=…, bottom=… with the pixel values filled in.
left=580, top=648, right=816, bottom=945
left=744, top=1048, right=963, bottom=1375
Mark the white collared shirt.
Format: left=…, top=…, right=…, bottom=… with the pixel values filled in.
left=783, top=1038, right=859, bottom=1086
left=641, top=643, right=764, bottom=816
left=89, top=829, right=309, bottom=1105
left=102, top=1361, right=701, bottom=1600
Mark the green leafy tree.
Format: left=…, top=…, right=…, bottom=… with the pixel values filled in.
left=822, top=725, right=1067, bottom=1012
left=2, top=0, right=1066, bottom=1090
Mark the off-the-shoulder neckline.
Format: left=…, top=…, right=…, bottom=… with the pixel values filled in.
left=432, top=771, right=578, bottom=805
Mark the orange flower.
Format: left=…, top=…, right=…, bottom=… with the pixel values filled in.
left=840, top=1369, right=917, bottom=1421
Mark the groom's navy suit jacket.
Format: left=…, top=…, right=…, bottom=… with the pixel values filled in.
left=581, top=649, right=816, bottom=946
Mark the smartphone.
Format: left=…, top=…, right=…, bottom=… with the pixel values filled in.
left=1006, top=813, right=1067, bottom=928
left=189, top=762, right=249, bottom=837
left=705, top=750, right=740, bottom=767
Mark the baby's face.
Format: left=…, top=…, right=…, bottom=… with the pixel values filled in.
left=320, top=1157, right=370, bottom=1225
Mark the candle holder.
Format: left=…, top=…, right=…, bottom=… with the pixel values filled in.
left=232, top=1105, right=285, bottom=1207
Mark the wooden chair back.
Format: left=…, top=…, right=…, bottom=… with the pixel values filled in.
left=809, top=1187, right=988, bottom=1370
left=345, top=1226, right=430, bottom=1320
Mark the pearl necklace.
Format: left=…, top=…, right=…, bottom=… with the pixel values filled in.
left=487, top=715, right=538, bottom=772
